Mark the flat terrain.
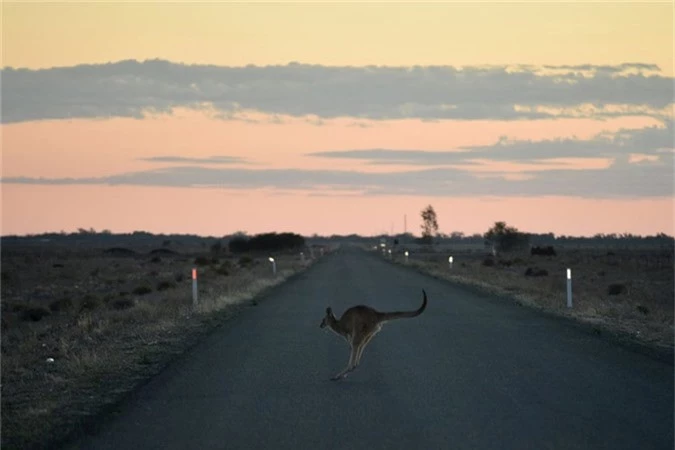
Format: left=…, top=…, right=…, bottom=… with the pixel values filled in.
left=387, top=245, right=674, bottom=349
left=1, top=240, right=310, bottom=449
left=65, top=246, right=673, bottom=450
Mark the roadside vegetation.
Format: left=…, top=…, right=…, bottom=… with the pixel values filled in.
left=1, top=231, right=323, bottom=450
left=380, top=217, right=674, bottom=352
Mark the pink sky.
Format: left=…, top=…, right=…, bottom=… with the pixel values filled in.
left=2, top=110, right=672, bottom=237
left=2, top=184, right=671, bottom=238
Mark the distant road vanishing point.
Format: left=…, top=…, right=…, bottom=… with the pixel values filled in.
left=65, top=247, right=674, bottom=450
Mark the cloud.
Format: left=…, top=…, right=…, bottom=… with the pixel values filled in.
left=307, top=121, right=675, bottom=165
left=2, top=60, right=672, bottom=123
left=139, top=155, right=252, bottom=164
left=2, top=153, right=672, bottom=198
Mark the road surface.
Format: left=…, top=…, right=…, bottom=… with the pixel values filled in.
left=66, top=247, right=673, bottom=450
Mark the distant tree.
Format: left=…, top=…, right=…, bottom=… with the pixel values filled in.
left=420, top=205, right=439, bottom=245
left=484, top=221, right=530, bottom=256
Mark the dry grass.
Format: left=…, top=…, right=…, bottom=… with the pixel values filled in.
left=388, top=247, right=673, bottom=350
left=1, top=244, right=317, bottom=450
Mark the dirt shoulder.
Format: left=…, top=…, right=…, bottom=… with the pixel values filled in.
left=379, top=247, right=673, bottom=362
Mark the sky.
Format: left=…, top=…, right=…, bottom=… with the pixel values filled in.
left=1, top=1, right=674, bottom=238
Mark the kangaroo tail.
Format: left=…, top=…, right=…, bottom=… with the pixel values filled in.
left=380, top=289, right=427, bottom=321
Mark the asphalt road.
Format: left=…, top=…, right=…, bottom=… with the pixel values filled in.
left=66, top=246, right=673, bottom=450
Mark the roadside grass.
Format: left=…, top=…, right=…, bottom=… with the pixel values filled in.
left=386, top=247, right=673, bottom=350
left=1, top=247, right=316, bottom=450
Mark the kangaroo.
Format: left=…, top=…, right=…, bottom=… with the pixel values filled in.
left=320, top=289, right=427, bottom=381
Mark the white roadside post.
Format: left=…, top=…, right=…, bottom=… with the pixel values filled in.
left=566, top=268, right=573, bottom=308
left=404, top=250, right=409, bottom=264
left=388, top=249, right=392, bottom=259
left=300, top=252, right=305, bottom=263
left=448, top=256, right=454, bottom=269
left=192, top=268, right=198, bottom=306
left=269, top=257, right=277, bottom=275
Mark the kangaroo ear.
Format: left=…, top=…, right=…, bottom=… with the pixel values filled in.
left=326, top=307, right=332, bottom=315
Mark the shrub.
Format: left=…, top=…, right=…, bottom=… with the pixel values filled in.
left=194, top=256, right=211, bottom=266
left=636, top=305, right=649, bottom=315
left=482, top=258, right=495, bottom=267
left=20, top=306, right=51, bottom=322
left=111, top=298, right=135, bottom=310
left=228, top=232, right=305, bottom=253
left=524, top=267, right=549, bottom=277
left=150, top=256, right=162, bottom=263
left=216, top=264, right=230, bottom=276
left=150, top=248, right=177, bottom=255
left=157, top=280, right=176, bottom=291
left=49, top=297, right=74, bottom=312
left=239, top=256, right=254, bottom=267
left=531, top=246, right=557, bottom=256
left=175, top=273, right=185, bottom=283
left=79, top=294, right=102, bottom=311
left=103, top=247, right=137, bottom=257
left=607, top=283, right=626, bottom=296
left=133, top=285, right=153, bottom=296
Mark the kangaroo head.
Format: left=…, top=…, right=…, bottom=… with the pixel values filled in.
left=320, top=307, right=333, bottom=328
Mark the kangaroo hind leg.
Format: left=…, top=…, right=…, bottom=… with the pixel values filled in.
left=331, top=343, right=358, bottom=381
left=355, top=330, right=378, bottom=366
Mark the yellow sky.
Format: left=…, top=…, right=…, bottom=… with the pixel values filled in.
left=3, top=2, right=673, bottom=74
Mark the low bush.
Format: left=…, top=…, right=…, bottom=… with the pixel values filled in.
left=194, top=256, right=213, bottom=266
left=531, top=246, right=557, bottom=256
left=524, top=267, right=549, bottom=277
left=49, top=297, right=74, bottom=312
left=607, top=283, right=626, bottom=296
left=132, top=285, right=153, bottom=296
left=156, top=280, right=176, bottom=291
left=79, top=294, right=102, bottom=312
left=239, top=256, right=254, bottom=267
left=111, top=298, right=135, bottom=310
left=20, top=306, right=51, bottom=322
